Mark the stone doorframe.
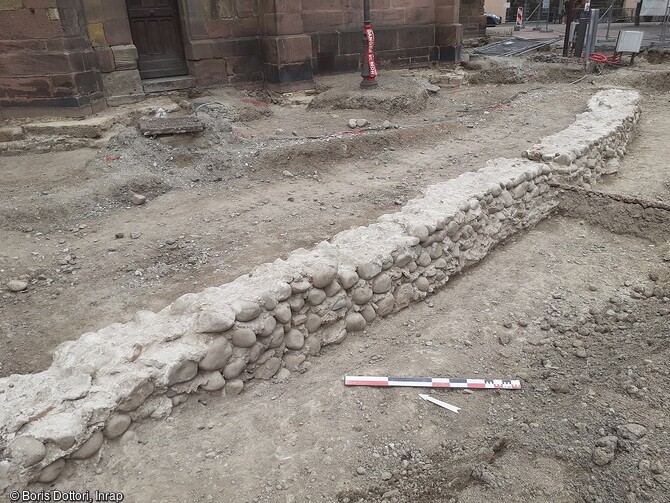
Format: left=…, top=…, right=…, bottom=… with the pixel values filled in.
left=83, top=0, right=464, bottom=103
left=83, top=0, right=207, bottom=105
left=83, top=0, right=273, bottom=104
left=176, top=0, right=318, bottom=91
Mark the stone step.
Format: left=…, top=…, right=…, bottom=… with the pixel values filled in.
left=22, top=116, right=116, bottom=139
left=138, top=116, right=205, bottom=136
left=142, top=76, right=196, bottom=94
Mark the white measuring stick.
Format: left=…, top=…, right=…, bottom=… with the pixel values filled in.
left=344, top=376, right=521, bottom=389
left=419, top=394, right=461, bottom=414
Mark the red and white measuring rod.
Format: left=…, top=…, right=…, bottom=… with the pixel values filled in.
left=344, top=376, right=522, bottom=390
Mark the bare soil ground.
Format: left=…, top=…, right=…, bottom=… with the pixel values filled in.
left=43, top=218, right=670, bottom=503
left=2, top=56, right=670, bottom=502
left=0, top=64, right=599, bottom=377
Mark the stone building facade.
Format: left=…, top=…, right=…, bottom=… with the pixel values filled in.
left=460, top=0, right=486, bottom=31
left=0, top=0, right=479, bottom=118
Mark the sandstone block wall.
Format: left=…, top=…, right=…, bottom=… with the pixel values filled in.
left=0, top=0, right=106, bottom=118
left=86, top=0, right=144, bottom=106
left=0, top=90, right=640, bottom=489
left=195, top=0, right=464, bottom=88
left=459, top=0, right=485, bottom=37
left=306, top=0, right=464, bottom=74
left=1, top=0, right=466, bottom=115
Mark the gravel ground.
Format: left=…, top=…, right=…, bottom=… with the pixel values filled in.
left=42, top=217, right=670, bottom=503
left=2, top=56, right=670, bottom=503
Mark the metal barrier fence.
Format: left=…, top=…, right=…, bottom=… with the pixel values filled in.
left=505, top=6, right=659, bottom=25
left=566, top=8, right=637, bottom=24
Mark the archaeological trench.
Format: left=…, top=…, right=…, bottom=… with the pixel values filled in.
left=3, top=88, right=669, bottom=492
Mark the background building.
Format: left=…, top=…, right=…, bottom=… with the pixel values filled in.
left=0, top=0, right=481, bottom=118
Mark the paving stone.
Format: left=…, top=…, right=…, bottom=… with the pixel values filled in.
left=138, top=116, right=205, bottom=136
left=24, top=116, right=115, bottom=139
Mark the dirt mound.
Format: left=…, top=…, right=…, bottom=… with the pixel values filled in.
left=466, top=65, right=532, bottom=84
left=597, top=68, right=670, bottom=93
left=465, top=55, right=587, bottom=84
left=529, top=53, right=575, bottom=64
left=308, top=75, right=429, bottom=115
left=644, top=47, right=670, bottom=65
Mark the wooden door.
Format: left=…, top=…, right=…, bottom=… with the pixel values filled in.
left=126, top=0, right=188, bottom=79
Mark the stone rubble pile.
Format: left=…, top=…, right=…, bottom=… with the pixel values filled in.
left=523, top=89, right=640, bottom=187
left=0, top=89, right=640, bottom=489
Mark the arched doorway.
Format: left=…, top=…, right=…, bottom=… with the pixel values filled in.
left=126, top=0, right=188, bottom=79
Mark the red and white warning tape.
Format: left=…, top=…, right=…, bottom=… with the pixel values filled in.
left=363, top=24, right=378, bottom=78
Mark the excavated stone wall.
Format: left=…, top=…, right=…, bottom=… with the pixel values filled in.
left=523, top=89, right=640, bottom=187
left=0, top=89, right=640, bottom=490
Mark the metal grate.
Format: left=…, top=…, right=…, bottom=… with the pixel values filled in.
left=473, top=37, right=562, bottom=56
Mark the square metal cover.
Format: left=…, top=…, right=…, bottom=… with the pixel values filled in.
left=473, top=37, right=561, bottom=57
